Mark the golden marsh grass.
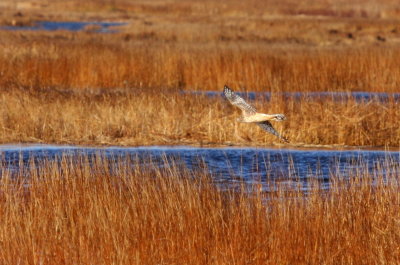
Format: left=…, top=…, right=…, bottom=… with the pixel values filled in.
left=0, top=89, right=399, bottom=147
left=1, top=39, right=400, bottom=92
left=0, top=155, right=399, bottom=264
left=0, top=5, right=399, bottom=147
left=0, top=1, right=399, bottom=264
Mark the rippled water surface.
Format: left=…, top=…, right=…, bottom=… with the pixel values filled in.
left=1, top=144, right=399, bottom=190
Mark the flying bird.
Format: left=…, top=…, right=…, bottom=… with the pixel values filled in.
left=223, top=85, right=288, bottom=142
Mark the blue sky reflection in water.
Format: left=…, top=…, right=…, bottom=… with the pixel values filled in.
left=1, top=145, right=399, bottom=191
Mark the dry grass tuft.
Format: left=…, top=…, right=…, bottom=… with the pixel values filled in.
left=0, top=155, right=399, bottom=264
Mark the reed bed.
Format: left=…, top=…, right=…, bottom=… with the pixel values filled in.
left=1, top=39, right=400, bottom=92
left=0, top=89, right=399, bottom=147
left=0, top=155, right=399, bottom=264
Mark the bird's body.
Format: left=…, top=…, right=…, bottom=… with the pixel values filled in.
left=223, top=85, right=288, bottom=142
left=238, top=113, right=283, bottom=123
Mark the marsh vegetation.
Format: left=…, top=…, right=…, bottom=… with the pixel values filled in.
left=0, top=155, right=399, bottom=264
left=0, top=0, right=399, bottom=263
left=0, top=89, right=399, bottom=146
left=0, top=0, right=399, bottom=147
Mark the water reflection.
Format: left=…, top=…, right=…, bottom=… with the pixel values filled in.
left=0, top=144, right=399, bottom=191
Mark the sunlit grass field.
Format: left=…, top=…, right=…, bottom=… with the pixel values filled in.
left=0, top=156, right=399, bottom=264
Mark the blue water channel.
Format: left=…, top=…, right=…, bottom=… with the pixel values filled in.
left=0, top=145, right=399, bottom=191
left=1, top=21, right=126, bottom=33
left=186, top=90, right=400, bottom=103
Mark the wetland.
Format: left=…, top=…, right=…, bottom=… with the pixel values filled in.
left=0, top=0, right=399, bottom=263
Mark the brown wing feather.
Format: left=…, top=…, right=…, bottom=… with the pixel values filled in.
left=257, top=121, right=289, bottom=143
left=223, top=85, right=256, bottom=115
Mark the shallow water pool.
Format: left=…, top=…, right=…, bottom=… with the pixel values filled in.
left=1, top=21, right=126, bottom=33
left=1, top=144, right=399, bottom=191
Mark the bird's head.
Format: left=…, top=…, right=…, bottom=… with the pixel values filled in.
left=273, top=114, right=286, bottom=121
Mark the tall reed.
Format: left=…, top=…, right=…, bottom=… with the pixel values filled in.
left=0, top=155, right=399, bottom=264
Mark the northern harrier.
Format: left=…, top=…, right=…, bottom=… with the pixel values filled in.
left=223, top=85, right=288, bottom=142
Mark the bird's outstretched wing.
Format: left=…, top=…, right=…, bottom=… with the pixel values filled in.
left=257, top=121, right=289, bottom=143
left=223, top=85, right=256, bottom=115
